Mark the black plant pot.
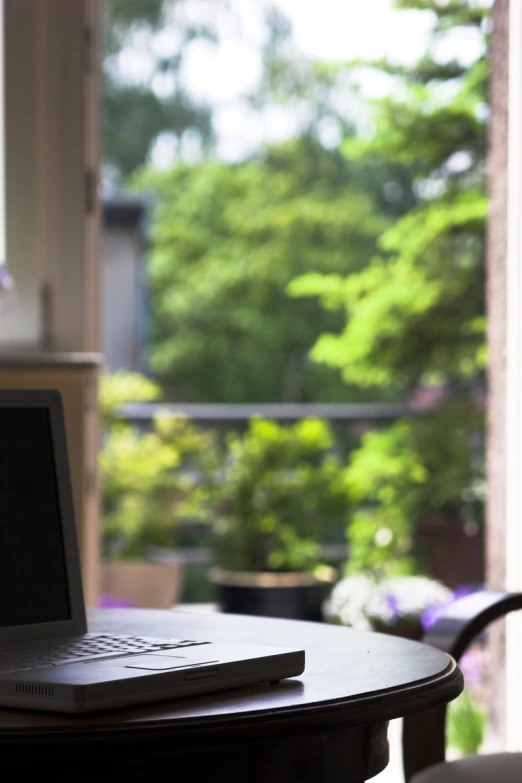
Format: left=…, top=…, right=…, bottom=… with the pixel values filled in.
left=209, top=568, right=335, bottom=622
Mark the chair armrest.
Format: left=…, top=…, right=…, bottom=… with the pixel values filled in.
left=402, top=588, right=522, bottom=781
left=422, top=589, right=522, bottom=660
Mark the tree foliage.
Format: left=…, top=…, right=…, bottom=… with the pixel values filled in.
left=134, top=135, right=414, bottom=402
left=289, top=0, right=490, bottom=574
left=104, top=0, right=419, bottom=405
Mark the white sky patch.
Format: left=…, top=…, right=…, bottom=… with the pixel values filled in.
left=446, top=150, right=473, bottom=174
left=213, top=100, right=305, bottom=161
left=431, top=25, right=486, bottom=66
left=150, top=132, right=179, bottom=169
left=181, top=37, right=263, bottom=103
left=151, top=71, right=177, bottom=99
left=117, top=47, right=155, bottom=85
left=178, top=0, right=436, bottom=107
left=175, top=0, right=438, bottom=163
left=317, top=116, right=343, bottom=150
left=180, top=128, right=205, bottom=163
left=107, top=0, right=488, bottom=168
left=273, top=0, right=435, bottom=64
left=151, top=26, right=184, bottom=59
left=349, top=66, right=397, bottom=101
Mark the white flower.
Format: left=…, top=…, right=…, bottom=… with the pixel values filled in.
left=326, top=573, right=376, bottom=630
left=326, top=574, right=453, bottom=630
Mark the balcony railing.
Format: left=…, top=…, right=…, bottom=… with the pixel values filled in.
left=115, top=401, right=412, bottom=424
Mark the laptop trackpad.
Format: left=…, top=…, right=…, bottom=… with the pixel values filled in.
left=108, top=654, right=219, bottom=671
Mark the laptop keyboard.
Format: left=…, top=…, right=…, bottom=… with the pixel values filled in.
left=0, top=633, right=210, bottom=673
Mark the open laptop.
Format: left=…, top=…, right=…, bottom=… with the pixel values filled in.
left=0, top=389, right=305, bottom=714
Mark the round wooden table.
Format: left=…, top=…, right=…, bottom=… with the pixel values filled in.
left=0, top=608, right=463, bottom=782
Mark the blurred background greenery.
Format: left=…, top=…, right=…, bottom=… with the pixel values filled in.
left=101, top=0, right=488, bottom=596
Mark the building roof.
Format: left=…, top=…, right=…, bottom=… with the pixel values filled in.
left=102, top=196, right=147, bottom=229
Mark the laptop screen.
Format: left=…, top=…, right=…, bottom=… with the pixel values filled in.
left=0, top=407, right=71, bottom=627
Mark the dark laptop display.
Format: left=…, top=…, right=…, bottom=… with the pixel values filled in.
left=0, top=407, right=71, bottom=626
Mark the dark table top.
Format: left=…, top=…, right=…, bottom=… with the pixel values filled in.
left=0, top=607, right=463, bottom=736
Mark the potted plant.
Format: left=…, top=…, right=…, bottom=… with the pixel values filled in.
left=205, top=416, right=351, bottom=621
left=99, top=371, right=216, bottom=608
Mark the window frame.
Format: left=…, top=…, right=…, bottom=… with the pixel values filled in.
left=1, top=0, right=100, bottom=351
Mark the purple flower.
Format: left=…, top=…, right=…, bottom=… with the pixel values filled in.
left=384, top=592, right=402, bottom=622
left=452, top=584, right=476, bottom=600
left=98, top=593, right=134, bottom=608
left=421, top=584, right=479, bottom=632
left=421, top=603, right=446, bottom=631
left=460, top=648, right=485, bottom=688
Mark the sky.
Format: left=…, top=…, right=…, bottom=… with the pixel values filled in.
left=113, top=0, right=488, bottom=167
left=275, top=0, right=432, bottom=61
left=147, top=0, right=436, bottom=164
left=274, top=0, right=487, bottom=64
left=178, top=0, right=439, bottom=103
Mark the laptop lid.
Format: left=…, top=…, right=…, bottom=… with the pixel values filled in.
left=0, top=389, right=87, bottom=646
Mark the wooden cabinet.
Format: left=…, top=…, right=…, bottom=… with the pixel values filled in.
left=0, top=351, right=103, bottom=606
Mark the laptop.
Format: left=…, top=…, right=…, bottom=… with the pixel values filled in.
left=0, top=389, right=305, bottom=714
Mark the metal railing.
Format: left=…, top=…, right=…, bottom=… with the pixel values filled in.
left=116, top=401, right=411, bottom=423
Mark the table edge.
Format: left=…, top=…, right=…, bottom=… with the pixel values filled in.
left=0, top=657, right=463, bottom=747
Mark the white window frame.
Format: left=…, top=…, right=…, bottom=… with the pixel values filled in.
left=1, top=0, right=100, bottom=351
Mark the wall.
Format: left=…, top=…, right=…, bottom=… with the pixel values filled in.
left=102, top=226, right=142, bottom=372
left=101, top=198, right=147, bottom=374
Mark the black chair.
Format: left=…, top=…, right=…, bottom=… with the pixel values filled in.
left=402, top=589, right=522, bottom=782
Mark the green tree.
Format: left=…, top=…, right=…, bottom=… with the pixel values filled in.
left=104, top=0, right=421, bottom=406
left=289, top=0, right=490, bottom=575
left=134, top=134, right=414, bottom=402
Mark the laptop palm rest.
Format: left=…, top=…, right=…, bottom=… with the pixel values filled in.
left=90, top=645, right=219, bottom=671
left=101, top=653, right=219, bottom=671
